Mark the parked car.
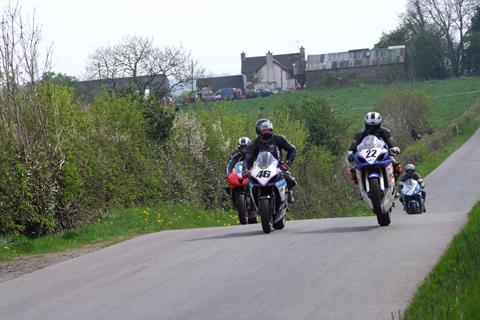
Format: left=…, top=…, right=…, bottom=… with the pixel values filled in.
left=256, top=88, right=273, bottom=97
left=199, top=90, right=215, bottom=102
left=246, top=89, right=258, bottom=99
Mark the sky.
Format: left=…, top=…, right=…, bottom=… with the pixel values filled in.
left=16, top=0, right=408, bottom=79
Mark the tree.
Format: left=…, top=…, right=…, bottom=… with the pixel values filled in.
left=85, top=35, right=204, bottom=97
left=464, top=6, right=480, bottom=73
left=40, top=72, right=78, bottom=87
left=374, top=25, right=410, bottom=48
left=416, top=0, right=478, bottom=76
left=409, top=28, right=449, bottom=79
left=375, top=0, right=479, bottom=78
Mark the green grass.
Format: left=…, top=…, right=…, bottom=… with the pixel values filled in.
left=197, top=76, right=480, bottom=132
left=402, top=101, right=480, bottom=177
left=402, top=203, right=480, bottom=319
left=0, top=204, right=239, bottom=263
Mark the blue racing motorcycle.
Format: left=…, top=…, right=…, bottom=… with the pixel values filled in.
left=353, top=135, right=397, bottom=226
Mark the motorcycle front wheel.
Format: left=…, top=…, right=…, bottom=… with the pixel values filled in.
left=369, top=178, right=391, bottom=226
left=234, top=192, right=247, bottom=224
left=259, top=198, right=272, bottom=234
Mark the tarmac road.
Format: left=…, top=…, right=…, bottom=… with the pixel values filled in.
left=1, top=129, right=480, bottom=320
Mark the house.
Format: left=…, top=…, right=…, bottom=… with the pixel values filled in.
left=240, top=47, right=306, bottom=91
left=305, top=46, right=407, bottom=87
left=75, top=74, right=170, bottom=103
left=196, top=74, right=247, bottom=94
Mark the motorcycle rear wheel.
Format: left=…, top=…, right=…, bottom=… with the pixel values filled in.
left=259, top=198, right=272, bottom=234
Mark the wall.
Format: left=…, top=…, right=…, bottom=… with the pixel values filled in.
left=258, top=63, right=289, bottom=90
left=305, top=64, right=407, bottom=88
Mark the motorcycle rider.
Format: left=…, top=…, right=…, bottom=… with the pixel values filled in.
left=226, top=137, right=251, bottom=175
left=242, top=119, right=297, bottom=203
left=347, top=111, right=402, bottom=177
left=226, top=136, right=257, bottom=224
left=399, top=163, right=426, bottom=212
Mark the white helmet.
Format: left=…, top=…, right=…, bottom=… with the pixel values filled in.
left=364, top=112, right=382, bottom=134
left=237, top=136, right=251, bottom=149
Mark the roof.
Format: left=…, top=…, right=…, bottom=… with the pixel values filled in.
left=196, top=75, right=246, bottom=92
left=241, top=52, right=302, bottom=75
left=75, top=74, right=169, bottom=102
left=306, top=46, right=406, bottom=72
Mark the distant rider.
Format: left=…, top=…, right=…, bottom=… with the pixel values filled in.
left=347, top=111, right=401, bottom=176
left=226, top=137, right=251, bottom=175
left=242, top=119, right=297, bottom=203
left=399, top=163, right=426, bottom=212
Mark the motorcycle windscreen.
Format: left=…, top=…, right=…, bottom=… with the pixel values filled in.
left=255, top=152, right=276, bottom=169
left=402, top=179, right=419, bottom=196
left=357, top=135, right=386, bottom=151
left=234, top=162, right=243, bottom=175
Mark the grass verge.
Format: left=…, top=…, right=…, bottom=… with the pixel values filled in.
left=401, top=99, right=480, bottom=176
left=402, top=202, right=480, bottom=319
left=0, top=204, right=239, bottom=264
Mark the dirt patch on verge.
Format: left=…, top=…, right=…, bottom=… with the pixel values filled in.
left=0, top=244, right=108, bottom=283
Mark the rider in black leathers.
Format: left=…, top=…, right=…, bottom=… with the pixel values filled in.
left=399, top=163, right=426, bottom=212
left=243, top=119, right=297, bottom=203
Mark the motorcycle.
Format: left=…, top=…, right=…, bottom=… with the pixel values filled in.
left=401, top=179, right=424, bottom=214
left=353, top=135, right=397, bottom=226
left=225, top=161, right=256, bottom=224
left=247, top=151, right=288, bottom=234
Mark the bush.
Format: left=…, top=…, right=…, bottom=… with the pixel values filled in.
left=377, top=89, right=432, bottom=148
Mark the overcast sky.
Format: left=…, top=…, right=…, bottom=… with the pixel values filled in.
left=17, top=0, right=407, bottom=79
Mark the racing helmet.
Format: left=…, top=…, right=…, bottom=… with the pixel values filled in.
left=237, top=136, right=251, bottom=152
left=255, top=118, right=273, bottom=139
left=405, top=163, right=415, bottom=174
left=364, top=112, right=382, bottom=134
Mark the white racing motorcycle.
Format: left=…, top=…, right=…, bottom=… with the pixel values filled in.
left=353, top=135, right=397, bottom=226
left=401, top=179, right=425, bottom=214
left=247, top=151, right=288, bottom=234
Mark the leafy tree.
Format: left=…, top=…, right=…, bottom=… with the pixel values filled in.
left=409, top=29, right=449, bottom=79
left=40, top=72, right=78, bottom=87
left=374, top=25, right=410, bottom=48
left=464, top=6, right=480, bottom=73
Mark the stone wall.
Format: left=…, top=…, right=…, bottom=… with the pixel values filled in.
left=305, top=64, right=407, bottom=88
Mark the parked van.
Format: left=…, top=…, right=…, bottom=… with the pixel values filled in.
left=213, top=88, right=244, bottom=101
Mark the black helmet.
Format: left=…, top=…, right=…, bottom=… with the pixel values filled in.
left=255, top=118, right=273, bottom=139
left=364, top=112, right=382, bottom=134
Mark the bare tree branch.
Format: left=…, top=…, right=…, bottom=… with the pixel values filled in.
left=85, top=35, right=205, bottom=97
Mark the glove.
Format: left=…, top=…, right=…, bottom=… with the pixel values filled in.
left=390, top=147, right=400, bottom=156
left=347, top=151, right=354, bottom=162
left=242, top=171, right=250, bottom=179
left=280, top=162, right=289, bottom=171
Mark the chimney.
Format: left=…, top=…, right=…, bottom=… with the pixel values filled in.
left=241, top=52, right=246, bottom=61
left=266, top=51, right=273, bottom=66
left=300, top=46, right=305, bottom=60
left=266, top=51, right=274, bottom=83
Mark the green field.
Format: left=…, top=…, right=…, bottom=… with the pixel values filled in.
left=197, top=76, right=480, bottom=131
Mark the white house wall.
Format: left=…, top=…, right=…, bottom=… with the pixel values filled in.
left=258, top=64, right=290, bottom=91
